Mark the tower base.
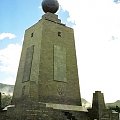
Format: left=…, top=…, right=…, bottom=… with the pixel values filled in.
left=6, top=101, right=88, bottom=120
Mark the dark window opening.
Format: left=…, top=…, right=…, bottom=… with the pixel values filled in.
left=31, top=33, right=34, bottom=37
left=58, top=32, right=62, bottom=37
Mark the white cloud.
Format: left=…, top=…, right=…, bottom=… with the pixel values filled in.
left=0, top=44, right=22, bottom=84
left=0, top=33, right=16, bottom=40
left=0, top=44, right=22, bottom=74
left=58, top=0, right=120, bottom=103
left=0, top=76, right=16, bottom=85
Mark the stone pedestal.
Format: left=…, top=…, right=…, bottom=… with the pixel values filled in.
left=7, top=101, right=88, bottom=120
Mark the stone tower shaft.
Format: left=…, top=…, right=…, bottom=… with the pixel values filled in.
left=12, top=12, right=82, bottom=106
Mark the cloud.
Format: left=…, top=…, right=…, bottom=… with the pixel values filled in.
left=58, top=0, right=120, bottom=103
left=0, top=76, right=15, bottom=86
left=0, top=44, right=22, bottom=85
left=0, top=44, right=22, bottom=74
left=0, top=33, right=16, bottom=40
left=114, top=0, right=120, bottom=3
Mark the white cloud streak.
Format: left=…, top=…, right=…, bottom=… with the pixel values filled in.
left=0, top=44, right=22, bottom=85
left=0, top=44, right=21, bottom=74
left=58, top=0, right=120, bottom=103
left=0, top=33, right=16, bottom=40
left=0, top=76, right=15, bottom=86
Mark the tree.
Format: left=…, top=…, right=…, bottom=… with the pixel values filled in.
left=1, top=94, right=12, bottom=109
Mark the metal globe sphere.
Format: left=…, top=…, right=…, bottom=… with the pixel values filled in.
left=42, top=0, right=59, bottom=13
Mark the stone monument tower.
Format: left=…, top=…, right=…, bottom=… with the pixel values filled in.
left=1, top=1, right=119, bottom=120
left=12, top=0, right=82, bottom=106
left=8, top=0, right=88, bottom=119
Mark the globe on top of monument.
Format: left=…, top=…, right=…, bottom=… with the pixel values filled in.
left=42, top=0, right=59, bottom=13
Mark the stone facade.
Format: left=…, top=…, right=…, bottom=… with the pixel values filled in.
left=2, top=12, right=87, bottom=120
left=0, top=111, right=7, bottom=120
left=12, top=12, right=81, bottom=106
left=6, top=101, right=88, bottom=120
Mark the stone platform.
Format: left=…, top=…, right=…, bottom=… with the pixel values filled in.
left=6, top=101, right=88, bottom=120
left=45, top=102, right=88, bottom=112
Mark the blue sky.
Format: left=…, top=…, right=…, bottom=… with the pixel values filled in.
left=0, top=0, right=71, bottom=47
left=1, top=0, right=120, bottom=103
left=0, top=1, right=72, bottom=88
left=0, top=0, right=42, bottom=83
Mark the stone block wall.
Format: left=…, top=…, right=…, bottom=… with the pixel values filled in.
left=6, top=101, right=88, bottom=120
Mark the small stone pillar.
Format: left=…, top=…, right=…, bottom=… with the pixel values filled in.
left=92, top=91, right=106, bottom=111
left=88, top=91, right=106, bottom=120
left=88, top=91, right=119, bottom=120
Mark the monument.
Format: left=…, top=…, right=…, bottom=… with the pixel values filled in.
left=0, top=0, right=119, bottom=120
left=12, top=0, right=81, bottom=106
left=6, top=0, right=88, bottom=119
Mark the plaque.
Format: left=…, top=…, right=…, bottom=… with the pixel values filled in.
left=54, top=45, right=67, bottom=82
left=22, top=45, right=34, bottom=82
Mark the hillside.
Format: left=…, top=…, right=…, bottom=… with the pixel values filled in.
left=106, top=100, right=120, bottom=108
left=0, top=83, right=14, bottom=95
left=81, top=98, right=91, bottom=108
